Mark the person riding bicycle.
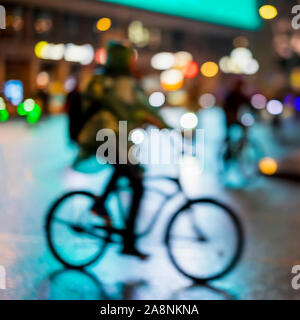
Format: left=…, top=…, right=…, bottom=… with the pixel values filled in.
left=223, top=79, right=250, bottom=141
left=73, top=41, right=168, bottom=260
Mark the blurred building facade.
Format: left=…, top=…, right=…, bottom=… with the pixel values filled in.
left=1, top=0, right=254, bottom=112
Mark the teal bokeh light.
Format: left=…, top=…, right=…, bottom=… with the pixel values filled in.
left=101, top=0, right=262, bottom=30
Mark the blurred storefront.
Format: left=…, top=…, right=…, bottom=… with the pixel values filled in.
left=0, top=0, right=262, bottom=114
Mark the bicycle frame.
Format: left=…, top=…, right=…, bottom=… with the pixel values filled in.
left=91, top=172, right=187, bottom=242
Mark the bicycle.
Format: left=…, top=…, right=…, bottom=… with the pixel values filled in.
left=46, top=165, right=244, bottom=283
left=219, top=123, right=263, bottom=186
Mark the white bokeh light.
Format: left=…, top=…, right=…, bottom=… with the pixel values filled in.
left=180, top=112, right=198, bottom=129
left=174, top=51, right=193, bottom=68
left=151, top=52, right=175, bottom=70
left=148, top=92, right=165, bottom=107
left=266, top=100, right=283, bottom=115
left=219, top=47, right=259, bottom=75
left=24, top=98, right=35, bottom=112
left=244, top=59, right=259, bottom=75
left=231, top=47, right=252, bottom=71
left=160, top=69, right=184, bottom=90
left=130, top=128, right=145, bottom=144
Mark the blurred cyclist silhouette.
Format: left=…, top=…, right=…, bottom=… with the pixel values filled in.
left=65, top=83, right=82, bottom=142
left=68, top=41, right=168, bottom=259
left=223, top=78, right=250, bottom=142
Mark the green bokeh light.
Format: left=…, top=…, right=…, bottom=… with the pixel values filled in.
left=26, top=104, right=42, bottom=124
left=101, top=0, right=261, bottom=30
left=18, top=99, right=42, bottom=123
left=17, top=102, right=27, bottom=116
left=0, top=109, right=9, bottom=122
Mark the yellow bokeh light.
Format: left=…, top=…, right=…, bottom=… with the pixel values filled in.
left=200, top=61, right=219, bottom=77
left=259, top=157, right=278, bottom=175
left=290, top=69, right=300, bottom=89
left=259, top=5, right=278, bottom=20
left=96, top=18, right=111, bottom=31
left=34, top=41, right=48, bottom=58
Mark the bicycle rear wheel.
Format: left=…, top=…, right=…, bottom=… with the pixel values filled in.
left=46, top=191, right=110, bottom=268
left=166, top=199, right=243, bottom=282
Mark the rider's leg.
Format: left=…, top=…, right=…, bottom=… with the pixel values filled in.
left=91, top=168, right=120, bottom=216
left=124, top=167, right=144, bottom=245
left=115, top=164, right=148, bottom=259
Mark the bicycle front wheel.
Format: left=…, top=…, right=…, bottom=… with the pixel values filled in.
left=166, top=199, right=244, bottom=282
left=46, top=191, right=110, bottom=269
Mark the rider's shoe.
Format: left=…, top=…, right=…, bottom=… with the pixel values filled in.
left=121, top=247, right=149, bottom=261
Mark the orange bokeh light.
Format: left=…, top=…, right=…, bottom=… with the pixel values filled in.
left=96, top=18, right=111, bottom=31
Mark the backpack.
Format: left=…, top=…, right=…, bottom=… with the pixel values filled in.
left=67, top=91, right=102, bottom=142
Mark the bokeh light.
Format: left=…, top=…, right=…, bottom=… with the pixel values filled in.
left=36, top=71, right=50, bottom=89
left=128, top=21, right=150, bottom=48
left=284, top=94, right=293, bottom=108
left=24, top=99, right=35, bottom=112
left=219, top=47, right=259, bottom=75
left=251, top=94, right=267, bottom=109
left=148, top=92, right=165, bottom=107
left=293, top=97, right=300, bottom=111
left=17, top=103, right=27, bottom=116
left=259, top=157, right=278, bottom=175
left=174, top=51, right=193, bottom=68
left=160, top=69, right=184, bottom=91
left=183, top=61, right=199, bottom=79
left=35, top=18, right=52, bottom=34
left=27, top=104, right=42, bottom=124
left=130, top=128, right=145, bottom=144
left=151, top=52, right=175, bottom=70
left=219, top=56, right=232, bottom=73
left=244, top=59, right=259, bottom=75
left=35, top=42, right=65, bottom=61
left=259, top=5, right=278, bottom=20
left=4, top=80, right=23, bottom=106
left=0, top=109, right=9, bottom=122
left=17, top=99, right=42, bottom=123
left=167, top=90, right=188, bottom=106
left=34, top=41, right=48, bottom=58
left=64, top=77, right=77, bottom=93
left=0, top=97, right=6, bottom=110
left=200, top=61, right=219, bottom=77
left=266, top=100, right=283, bottom=115
left=64, top=44, right=94, bottom=65
left=241, top=113, right=255, bottom=127
left=290, top=69, right=300, bottom=89
left=180, top=112, right=198, bottom=129
left=231, top=47, right=253, bottom=71
left=199, top=93, right=216, bottom=108
left=94, top=48, right=107, bottom=65
left=96, top=17, right=111, bottom=31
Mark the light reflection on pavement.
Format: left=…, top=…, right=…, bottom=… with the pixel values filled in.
left=0, top=111, right=300, bottom=299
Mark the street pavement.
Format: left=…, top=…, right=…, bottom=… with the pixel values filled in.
left=1, top=109, right=300, bottom=299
